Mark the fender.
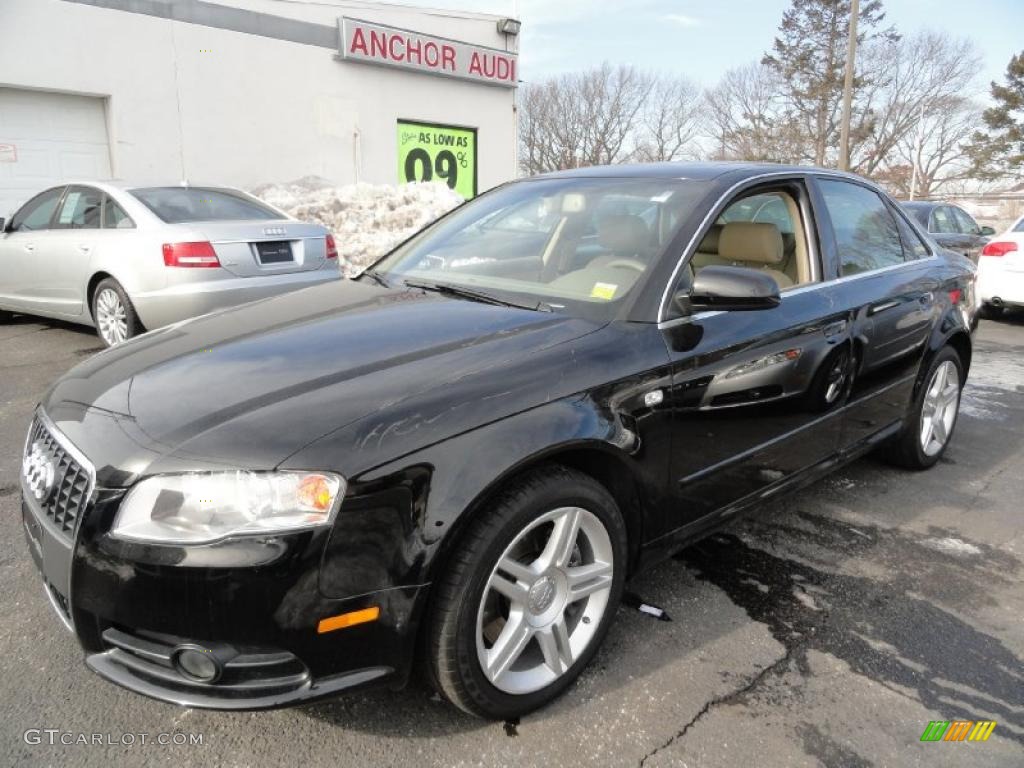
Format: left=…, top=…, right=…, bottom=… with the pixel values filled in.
left=320, top=389, right=666, bottom=600
left=913, top=275, right=974, bottom=401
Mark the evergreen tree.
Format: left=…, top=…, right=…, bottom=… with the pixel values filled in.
left=969, top=51, right=1024, bottom=180
left=762, top=0, right=897, bottom=167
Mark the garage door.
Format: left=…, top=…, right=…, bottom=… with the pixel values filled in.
left=0, top=88, right=112, bottom=220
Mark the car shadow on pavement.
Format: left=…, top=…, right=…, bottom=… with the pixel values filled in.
left=302, top=450, right=1023, bottom=744
left=0, top=312, right=102, bottom=350
left=679, top=514, right=1023, bottom=746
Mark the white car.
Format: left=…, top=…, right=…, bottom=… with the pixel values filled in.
left=0, top=182, right=341, bottom=345
left=977, top=213, right=1024, bottom=318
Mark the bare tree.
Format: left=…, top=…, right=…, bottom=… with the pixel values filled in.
left=633, top=76, right=704, bottom=162
left=518, top=63, right=656, bottom=174
left=891, top=97, right=980, bottom=197
left=851, top=31, right=982, bottom=178
left=705, top=63, right=803, bottom=163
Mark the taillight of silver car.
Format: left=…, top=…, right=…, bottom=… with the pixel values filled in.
left=162, top=241, right=221, bottom=268
left=325, top=234, right=338, bottom=260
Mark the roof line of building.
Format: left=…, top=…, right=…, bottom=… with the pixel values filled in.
left=60, top=0, right=341, bottom=50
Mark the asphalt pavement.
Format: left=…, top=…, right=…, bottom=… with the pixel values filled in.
left=1, top=312, right=1021, bottom=768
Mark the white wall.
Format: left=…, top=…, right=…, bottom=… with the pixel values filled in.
left=0, top=0, right=517, bottom=201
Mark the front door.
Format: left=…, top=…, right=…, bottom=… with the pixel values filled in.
left=660, top=178, right=850, bottom=532
left=0, top=185, right=65, bottom=312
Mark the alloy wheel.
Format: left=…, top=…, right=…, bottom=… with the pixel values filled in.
left=95, top=288, right=128, bottom=346
left=920, top=360, right=960, bottom=456
left=475, top=506, right=614, bottom=695
left=823, top=349, right=850, bottom=404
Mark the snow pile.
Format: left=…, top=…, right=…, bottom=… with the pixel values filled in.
left=250, top=176, right=463, bottom=275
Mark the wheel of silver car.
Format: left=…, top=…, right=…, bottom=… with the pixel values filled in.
left=428, top=465, right=626, bottom=719
left=475, top=505, right=614, bottom=695
left=919, top=359, right=960, bottom=457
left=92, top=278, right=143, bottom=347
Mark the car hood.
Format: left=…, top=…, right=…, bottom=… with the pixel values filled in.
left=43, top=279, right=601, bottom=485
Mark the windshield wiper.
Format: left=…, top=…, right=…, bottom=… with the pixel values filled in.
left=403, top=279, right=551, bottom=312
left=357, top=269, right=391, bottom=288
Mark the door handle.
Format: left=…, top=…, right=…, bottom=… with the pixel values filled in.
left=868, top=300, right=900, bottom=316
left=23, top=242, right=34, bottom=252
left=77, top=244, right=92, bottom=254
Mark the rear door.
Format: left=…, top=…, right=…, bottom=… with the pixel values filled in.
left=930, top=205, right=973, bottom=256
left=0, top=185, right=66, bottom=312
left=811, top=177, right=937, bottom=448
left=950, top=206, right=987, bottom=262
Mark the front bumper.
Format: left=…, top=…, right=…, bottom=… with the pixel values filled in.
left=20, top=414, right=426, bottom=710
left=131, top=267, right=340, bottom=330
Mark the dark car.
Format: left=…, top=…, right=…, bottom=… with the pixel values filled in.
left=901, top=200, right=994, bottom=262
left=21, top=163, right=975, bottom=719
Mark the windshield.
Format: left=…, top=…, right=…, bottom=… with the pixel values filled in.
left=129, top=187, right=281, bottom=223
left=373, top=177, right=708, bottom=319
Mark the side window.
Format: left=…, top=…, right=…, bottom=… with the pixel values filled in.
left=818, top=180, right=905, bottom=276
left=103, top=196, right=134, bottom=229
left=951, top=207, right=980, bottom=236
left=9, top=187, right=64, bottom=232
left=692, top=188, right=814, bottom=289
left=893, top=211, right=930, bottom=259
left=54, top=186, right=103, bottom=229
left=930, top=207, right=958, bottom=234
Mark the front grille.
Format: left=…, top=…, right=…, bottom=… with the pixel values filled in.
left=23, top=416, right=94, bottom=540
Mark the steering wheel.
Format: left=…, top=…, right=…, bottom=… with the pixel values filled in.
left=603, top=258, right=646, bottom=273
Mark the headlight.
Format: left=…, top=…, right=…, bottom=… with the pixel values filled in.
left=111, top=471, right=345, bottom=545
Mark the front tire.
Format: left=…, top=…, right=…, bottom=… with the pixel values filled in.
left=92, top=278, right=143, bottom=347
left=427, top=466, right=627, bottom=719
left=882, top=346, right=963, bottom=470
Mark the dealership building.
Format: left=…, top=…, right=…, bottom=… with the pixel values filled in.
left=0, top=0, right=520, bottom=217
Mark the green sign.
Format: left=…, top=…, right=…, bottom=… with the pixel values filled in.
left=397, top=120, right=477, bottom=199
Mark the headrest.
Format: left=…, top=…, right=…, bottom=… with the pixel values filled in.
left=718, top=222, right=784, bottom=265
left=697, top=224, right=722, bottom=253
left=597, top=214, right=649, bottom=257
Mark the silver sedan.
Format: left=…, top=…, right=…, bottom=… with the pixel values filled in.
left=0, top=182, right=341, bottom=345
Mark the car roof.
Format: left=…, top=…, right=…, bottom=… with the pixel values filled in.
left=527, top=161, right=869, bottom=183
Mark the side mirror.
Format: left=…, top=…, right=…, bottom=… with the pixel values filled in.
left=980, top=226, right=995, bottom=237
left=682, top=265, right=781, bottom=312
left=0, top=218, right=5, bottom=233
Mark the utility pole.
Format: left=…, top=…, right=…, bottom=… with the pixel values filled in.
left=838, top=0, right=859, bottom=171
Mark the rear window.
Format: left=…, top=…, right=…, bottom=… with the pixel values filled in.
left=129, top=187, right=280, bottom=223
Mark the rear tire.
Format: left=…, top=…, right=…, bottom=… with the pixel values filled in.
left=881, top=346, right=963, bottom=470
left=92, top=278, right=143, bottom=347
left=427, top=465, right=627, bottom=719
left=979, top=303, right=1004, bottom=320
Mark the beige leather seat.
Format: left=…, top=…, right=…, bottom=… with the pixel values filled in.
left=695, top=222, right=793, bottom=289
left=547, top=214, right=650, bottom=298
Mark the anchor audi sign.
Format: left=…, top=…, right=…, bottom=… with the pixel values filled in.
left=339, top=17, right=518, bottom=88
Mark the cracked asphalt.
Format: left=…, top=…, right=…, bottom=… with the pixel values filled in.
left=1, top=313, right=1022, bottom=767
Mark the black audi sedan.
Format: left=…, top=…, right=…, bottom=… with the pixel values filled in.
left=21, top=163, right=975, bottom=719
left=900, top=200, right=994, bottom=262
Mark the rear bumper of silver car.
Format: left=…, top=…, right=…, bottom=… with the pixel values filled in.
left=131, top=268, right=341, bottom=329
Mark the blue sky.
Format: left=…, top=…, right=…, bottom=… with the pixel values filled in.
left=403, top=0, right=1022, bottom=98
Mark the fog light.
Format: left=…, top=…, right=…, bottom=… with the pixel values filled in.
left=174, top=647, right=222, bottom=683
